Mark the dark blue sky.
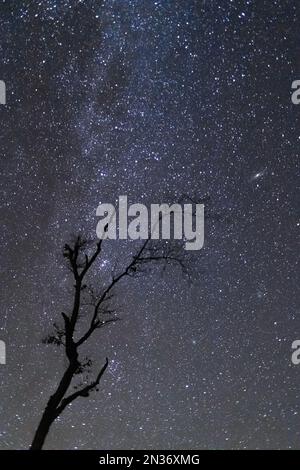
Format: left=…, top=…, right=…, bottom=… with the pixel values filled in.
left=0, top=0, right=299, bottom=449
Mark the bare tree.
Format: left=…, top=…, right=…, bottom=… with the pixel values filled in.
left=30, top=234, right=187, bottom=450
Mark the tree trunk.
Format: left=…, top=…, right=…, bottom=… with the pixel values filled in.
left=30, top=361, right=78, bottom=449
left=30, top=406, right=57, bottom=450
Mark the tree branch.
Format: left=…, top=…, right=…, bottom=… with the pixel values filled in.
left=79, top=240, right=103, bottom=280
left=76, top=318, right=120, bottom=347
left=55, top=358, right=109, bottom=416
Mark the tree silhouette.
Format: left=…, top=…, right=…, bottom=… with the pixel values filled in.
left=30, top=234, right=187, bottom=450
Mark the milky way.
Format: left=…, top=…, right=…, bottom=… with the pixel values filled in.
left=0, top=0, right=299, bottom=450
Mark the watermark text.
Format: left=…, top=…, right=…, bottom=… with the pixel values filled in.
left=96, top=196, right=204, bottom=251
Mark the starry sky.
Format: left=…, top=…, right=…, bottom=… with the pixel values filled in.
left=0, top=0, right=300, bottom=450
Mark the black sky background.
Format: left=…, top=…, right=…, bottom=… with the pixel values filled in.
left=0, top=0, right=300, bottom=449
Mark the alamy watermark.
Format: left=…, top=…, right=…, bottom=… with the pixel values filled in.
left=0, top=340, right=6, bottom=365
left=291, top=80, right=300, bottom=104
left=0, top=80, right=6, bottom=105
left=291, top=340, right=300, bottom=365
left=290, top=87, right=300, bottom=362
left=96, top=196, right=204, bottom=251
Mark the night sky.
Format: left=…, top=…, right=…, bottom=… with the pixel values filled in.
left=0, top=0, right=300, bottom=450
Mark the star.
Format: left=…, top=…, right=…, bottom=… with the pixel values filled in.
left=0, top=0, right=299, bottom=451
